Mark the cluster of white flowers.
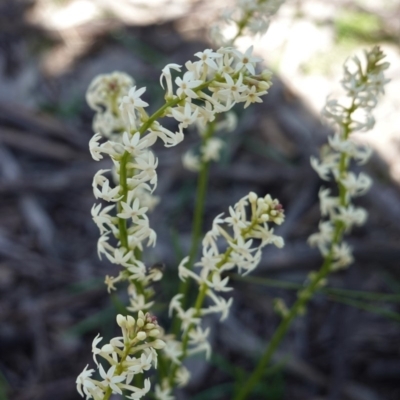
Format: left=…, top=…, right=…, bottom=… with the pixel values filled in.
left=86, top=72, right=134, bottom=138
left=178, top=47, right=272, bottom=171
left=76, top=312, right=165, bottom=400
left=211, top=0, right=285, bottom=45
left=160, top=45, right=272, bottom=116
left=165, top=192, right=284, bottom=386
left=87, top=46, right=272, bottom=298
left=309, top=47, right=389, bottom=270
left=82, top=44, right=275, bottom=399
left=322, top=47, right=390, bottom=132
left=87, top=72, right=162, bottom=308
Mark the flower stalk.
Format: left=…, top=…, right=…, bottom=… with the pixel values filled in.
left=235, top=46, right=389, bottom=400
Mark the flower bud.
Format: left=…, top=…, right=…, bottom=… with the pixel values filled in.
left=116, top=314, right=126, bottom=328
left=258, top=81, right=272, bottom=91
left=137, top=318, right=144, bottom=328
left=136, top=331, right=147, bottom=341
left=248, top=192, right=257, bottom=203
left=151, top=339, right=166, bottom=349
left=261, top=69, right=273, bottom=81
left=127, top=315, right=135, bottom=328
left=148, top=329, right=160, bottom=337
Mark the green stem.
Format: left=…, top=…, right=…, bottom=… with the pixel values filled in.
left=103, top=388, right=112, bottom=400
left=118, top=152, right=130, bottom=249
left=174, top=121, right=216, bottom=316
left=171, top=160, right=210, bottom=336
left=137, top=78, right=214, bottom=136
left=234, top=247, right=339, bottom=400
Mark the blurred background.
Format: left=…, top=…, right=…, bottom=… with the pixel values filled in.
left=0, top=0, right=399, bottom=399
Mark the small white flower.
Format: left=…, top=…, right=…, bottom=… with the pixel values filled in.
left=175, top=72, right=203, bottom=99
left=328, top=134, right=353, bottom=154
left=196, top=247, right=223, bottom=275
left=89, top=133, right=103, bottom=161
left=117, top=198, right=148, bottom=221
left=179, top=307, right=201, bottom=331
left=171, top=102, right=200, bottom=128
left=215, top=73, right=246, bottom=102
left=341, top=172, right=372, bottom=198
left=126, top=378, right=151, bottom=399
left=178, top=256, right=201, bottom=283
left=332, top=242, right=354, bottom=270
left=201, top=137, right=224, bottom=162
left=129, top=150, right=158, bottom=175
left=224, top=205, right=247, bottom=230
left=182, top=149, right=200, bottom=172
left=99, top=364, right=126, bottom=395
left=169, top=293, right=184, bottom=317
left=229, top=236, right=256, bottom=259
left=187, top=339, right=212, bottom=360
left=163, top=338, right=183, bottom=365
left=154, top=381, right=174, bottom=400
left=310, top=156, right=331, bottom=181
left=127, top=86, right=149, bottom=107
left=91, top=333, right=103, bottom=365
left=122, top=131, right=149, bottom=155
left=194, top=49, right=222, bottom=71
left=188, top=326, right=210, bottom=346
left=93, top=175, right=122, bottom=202
left=105, top=274, right=121, bottom=293
left=160, top=63, right=182, bottom=98
left=308, top=221, right=334, bottom=249
left=207, top=273, right=232, bottom=292
left=127, top=293, right=155, bottom=312
left=336, top=205, right=368, bottom=230
left=128, top=353, right=153, bottom=374
left=97, top=233, right=114, bottom=259
left=318, top=188, right=339, bottom=217
left=215, top=111, right=237, bottom=132
left=353, top=144, right=373, bottom=165
left=105, top=247, right=134, bottom=267
left=203, top=291, right=233, bottom=321
left=149, top=122, right=184, bottom=147
left=175, top=366, right=191, bottom=387
left=241, top=85, right=267, bottom=108
left=91, top=203, right=114, bottom=234
left=76, top=365, right=95, bottom=398
left=119, top=87, right=149, bottom=129
left=234, top=46, right=262, bottom=75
